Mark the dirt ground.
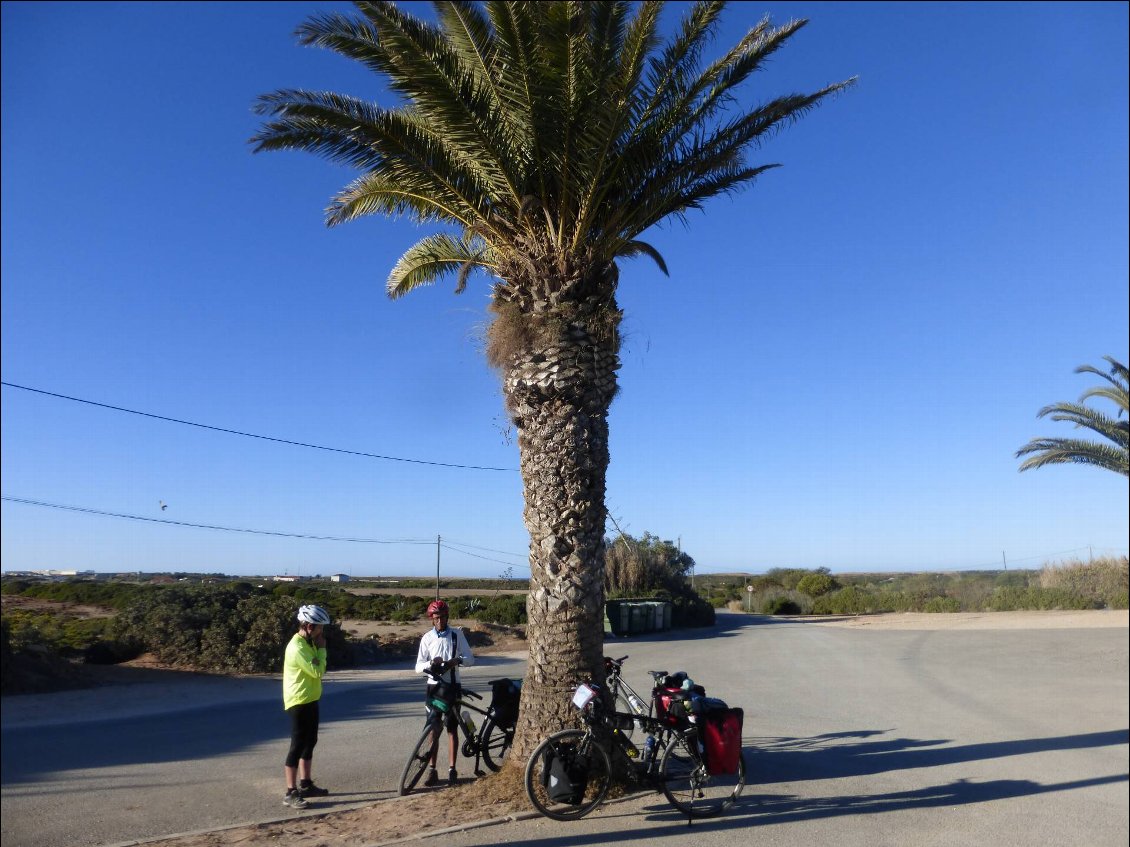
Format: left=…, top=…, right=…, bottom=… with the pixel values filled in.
left=142, top=769, right=534, bottom=847
left=796, top=608, right=1129, bottom=630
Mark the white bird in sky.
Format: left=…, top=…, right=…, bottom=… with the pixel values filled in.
left=159, top=501, right=167, bottom=511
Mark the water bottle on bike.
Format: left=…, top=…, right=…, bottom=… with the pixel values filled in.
left=643, top=733, right=657, bottom=764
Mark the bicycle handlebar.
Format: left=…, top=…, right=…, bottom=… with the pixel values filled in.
left=423, top=655, right=469, bottom=680
left=422, top=659, right=482, bottom=700
left=604, top=655, right=629, bottom=671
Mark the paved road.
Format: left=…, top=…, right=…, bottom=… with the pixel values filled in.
left=2, top=613, right=1127, bottom=847
left=0, top=652, right=528, bottom=847
left=445, top=615, right=1130, bottom=847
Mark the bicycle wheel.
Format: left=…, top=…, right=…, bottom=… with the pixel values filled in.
left=524, top=729, right=612, bottom=821
left=479, top=718, right=513, bottom=772
left=659, top=733, right=744, bottom=818
left=398, top=721, right=441, bottom=796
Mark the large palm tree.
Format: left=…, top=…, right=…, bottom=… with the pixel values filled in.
left=253, top=0, right=852, bottom=757
left=1016, top=357, right=1129, bottom=477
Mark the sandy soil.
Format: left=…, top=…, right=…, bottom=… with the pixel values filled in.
left=795, top=609, right=1129, bottom=630
left=0, top=593, right=115, bottom=618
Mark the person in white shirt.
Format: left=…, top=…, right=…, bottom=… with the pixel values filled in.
left=414, top=599, right=475, bottom=785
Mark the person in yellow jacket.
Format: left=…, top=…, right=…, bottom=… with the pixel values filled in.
left=282, top=605, right=331, bottom=809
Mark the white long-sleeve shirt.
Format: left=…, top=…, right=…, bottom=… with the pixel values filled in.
left=414, top=625, right=475, bottom=685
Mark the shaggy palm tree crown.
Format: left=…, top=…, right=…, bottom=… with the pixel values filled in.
left=252, top=0, right=853, bottom=308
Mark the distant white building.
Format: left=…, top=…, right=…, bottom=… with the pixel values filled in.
left=3, top=569, right=95, bottom=579
left=330, top=573, right=350, bottom=583
left=272, top=575, right=301, bottom=583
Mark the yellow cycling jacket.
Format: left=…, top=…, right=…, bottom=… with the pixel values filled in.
left=283, top=632, right=327, bottom=710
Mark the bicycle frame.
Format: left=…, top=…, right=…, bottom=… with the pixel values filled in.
left=604, top=656, right=679, bottom=752
left=420, top=688, right=498, bottom=773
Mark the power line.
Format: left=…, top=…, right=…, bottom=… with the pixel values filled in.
left=439, top=543, right=530, bottom=570
left=1, top=382, right=517, bottom=472
left=443, top=537, right=527, bottom=559
left=1, top=496, right=435, bottom=545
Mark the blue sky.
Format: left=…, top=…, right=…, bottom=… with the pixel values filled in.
left=2, top=1, right=1127, bottom=579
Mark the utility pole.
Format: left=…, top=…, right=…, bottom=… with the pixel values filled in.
left=1002, top=551, right=1007, bottom=570
left=435, top=535, right=441, bottom=600
left=680, top=535, right=692, bottom=590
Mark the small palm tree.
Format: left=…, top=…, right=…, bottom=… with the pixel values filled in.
left=1016, top=357, right=1129, bottom=477
left=253, top=0, right=852, bottom=755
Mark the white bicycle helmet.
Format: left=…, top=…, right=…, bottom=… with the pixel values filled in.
left=297, top=604, right=331, bottom=625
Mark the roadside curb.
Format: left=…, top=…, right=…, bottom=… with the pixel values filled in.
left=363, top=810, right=543, bottom=847
left=96, top=796, right=540, bottom=847
left=97, top=800, right=385, bottom=847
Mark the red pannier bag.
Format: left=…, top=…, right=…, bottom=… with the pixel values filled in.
left=701, top=706, right=743, bottom=775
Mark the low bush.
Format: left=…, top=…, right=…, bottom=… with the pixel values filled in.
left=796, top=571, right=839, bottom=597
left=987, top=586, right=1098, bottom=611
left=923, top=596, right=961, bottom=613
left=812, top=586, right=873, bottom=615
left=764, top=596, right=803, bottom=615
left=474, top=595, right=527, bottom=626
left=1040, top=557, right=1128, bottom=609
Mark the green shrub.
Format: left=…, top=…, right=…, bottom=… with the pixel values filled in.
left=812, top=586, right=873, bottom=615
left=796, top=572, right=838, bottom=597
left=1040, top=557, right=1128, bottom=609
left=670, top=593, right=715, bottom=627
left=474, top=595, right=527, bottom=626
left=923, top=596, right=961, bottom=613
left=988, top=586, right=1097, bottom=611
left=84, top=638, right=143, bottom=665
left=764, top=596, right=802, bottom=615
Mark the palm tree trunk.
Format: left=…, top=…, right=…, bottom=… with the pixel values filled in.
left=502, top=323, right=618, bottom=761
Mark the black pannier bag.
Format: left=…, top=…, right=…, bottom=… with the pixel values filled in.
left=542, top=745, right=589, bottom=804
left=489, top=678, right=522, bottom=729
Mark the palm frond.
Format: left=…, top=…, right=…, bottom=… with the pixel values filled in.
left=1037, top=402, right=1129, bottom=448
left=1017, top=356, right=1130, bottom=477
left=387, top=232, right=496, bottom=299
left=615, top=240, right=669, bottom=275
left=300, top=3, right=522, bottom=207
left=1016, top=438, right=1129, bottom=476
left=1076, top=357, right=1129, bottom=415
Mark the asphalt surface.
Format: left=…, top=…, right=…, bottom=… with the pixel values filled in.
left=2, top=613, right=1127, bottom=847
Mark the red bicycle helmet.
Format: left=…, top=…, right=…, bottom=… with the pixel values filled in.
left=427, top=599, right=449, bottom=617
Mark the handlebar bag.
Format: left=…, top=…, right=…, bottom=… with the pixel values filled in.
left=701, top=707, right=743, bottom=775
left=428, top=680, right=460, bottom=713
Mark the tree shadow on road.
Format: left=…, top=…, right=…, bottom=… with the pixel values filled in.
left=451, top=726, right=1128, bottom=847
left=744, top=727, right=1129, bottom=782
